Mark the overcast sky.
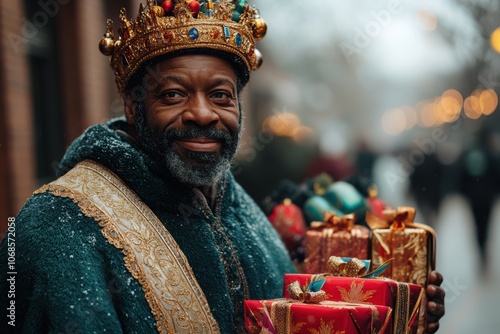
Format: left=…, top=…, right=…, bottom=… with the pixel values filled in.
left=252, top=0, right=494, bottom=151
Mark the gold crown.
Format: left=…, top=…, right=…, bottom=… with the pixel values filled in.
left=99, top=0, right=267, bottom=93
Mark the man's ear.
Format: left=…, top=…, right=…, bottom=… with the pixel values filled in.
left=124, top=94, right=137, bottom=125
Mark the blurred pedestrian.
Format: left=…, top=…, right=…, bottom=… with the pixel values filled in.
left=458, top=127, right=500, bottom=271
left=409, top=151, right=445, bottom=226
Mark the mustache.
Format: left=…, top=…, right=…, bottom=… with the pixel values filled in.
left=163, top=126, right=232, bottom=142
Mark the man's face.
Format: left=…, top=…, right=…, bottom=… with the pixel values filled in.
left=130, top=54, right=241, bottom=187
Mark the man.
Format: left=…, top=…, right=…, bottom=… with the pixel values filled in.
left=0, top=1, right=444, bottom=333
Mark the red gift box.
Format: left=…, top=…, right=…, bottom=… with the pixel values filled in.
left=283, top=274, right=424, bottom=334
left=244, top=299, right=392, bottom=334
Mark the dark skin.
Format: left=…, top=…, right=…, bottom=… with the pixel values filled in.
left=124, top=55, right=239, bottom=198
left=124, top=55, right=240, bottom=164
left=123, top=54, right=445, bottom=332
left=426, top=271, right=445, bottom=333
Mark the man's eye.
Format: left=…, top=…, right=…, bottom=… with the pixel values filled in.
left=212, top=91, right=231, bottom=99
left=163, top=91, right=181, bottom=98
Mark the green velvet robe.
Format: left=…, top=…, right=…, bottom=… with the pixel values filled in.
left=0, top=118, right=296, bottom=333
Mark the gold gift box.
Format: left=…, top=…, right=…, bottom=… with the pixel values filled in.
left=367, top=206, right=436, bottom=334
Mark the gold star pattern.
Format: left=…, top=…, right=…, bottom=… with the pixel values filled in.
left=337, top=281, right=376, bottom=303
left=308, top=319, right=346, bottom=334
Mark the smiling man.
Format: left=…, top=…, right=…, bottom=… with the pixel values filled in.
left=129, top=55, right=242, bottom=190
left=0, top=1, right=444, bottom=333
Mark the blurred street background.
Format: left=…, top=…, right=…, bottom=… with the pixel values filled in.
left=1, top=0, right=499, bottom=332
left=238, top=0, right=500, bottom=206
left=241, top=1, right=500, bottom=331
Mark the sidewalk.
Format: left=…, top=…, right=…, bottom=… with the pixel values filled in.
left=435, top=195, right=500, bottom=334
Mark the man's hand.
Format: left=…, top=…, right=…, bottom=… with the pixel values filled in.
left=426, top=271, right=445, bottom=333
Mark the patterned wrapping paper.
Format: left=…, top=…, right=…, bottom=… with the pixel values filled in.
left=244, top=299, right=392, bottom=334
left=371, top=228, right=429, bottom=286
left=304, top=213, right=370, bottom=274
left=366, top=207, right=436, bottom=334
left=283, top=274, right=424, bottom=334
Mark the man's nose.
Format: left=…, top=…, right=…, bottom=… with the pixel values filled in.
left=182, top=93, right=219, bottom=127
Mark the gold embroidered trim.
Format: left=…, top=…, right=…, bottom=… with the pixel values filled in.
left=35, top=160, right=220, bottom=334
left=36, top=183, right=172, bottom=333
left=264, top=299, right=393, bottom=334
left=270, top=300, right=292, bottom=334
left=394, top=282, right=410, bottom=334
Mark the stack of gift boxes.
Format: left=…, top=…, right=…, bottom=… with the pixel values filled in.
left=245, top=179, right=436, bottom=334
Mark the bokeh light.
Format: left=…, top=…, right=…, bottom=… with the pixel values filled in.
left=490, top=27, right=500, bottom=53
left=463, top=95, right=482, bottom=119
left=479, top=89, right=498, bottom=116
left=439, top=90, right=462, bottom=123
left=392, top=89, right=466, bottom=130
left=263, top=112, right=302, bottom=137
left=442, top=89, right=463, bottom=106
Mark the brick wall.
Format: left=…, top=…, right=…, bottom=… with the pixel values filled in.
left=0, top=0, right=123, bottom=235
left=0, top=0, right=36, bottom=234
left=77, top=0, right=112, bottom=127
left=58, top=0, right=113, bottom=145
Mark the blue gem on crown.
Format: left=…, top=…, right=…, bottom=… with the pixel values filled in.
left=188, top=27, right=199, bottom=40
left=235, top=33, right=242, bottom=46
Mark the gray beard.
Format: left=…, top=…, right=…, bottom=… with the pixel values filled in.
left=134, top=103, right=241, bottom=187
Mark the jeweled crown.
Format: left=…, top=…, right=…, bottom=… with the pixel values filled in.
left=99, top=0, right=267, bottom=93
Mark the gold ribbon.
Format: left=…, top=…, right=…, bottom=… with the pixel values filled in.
left=327, top=256, right=368, bottom=277
left=310, top=212, right=356, bottom=232
left=366, top=206, right=416, bottom=231
left=286, top=281, right=328, bottom=304
left=267, top=297, right=393, bottom=334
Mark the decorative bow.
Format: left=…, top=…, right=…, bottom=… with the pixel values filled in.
left=365, top=206, right=437, bottom=272
left=327, top=257, right=368, bottom=277
left=366, top=206, right=416, bottom=231
left=286, top=277, right=327, bottom=304
left=310, top=212, right=356, bottom=232
left=327, top=256, right=392, bottom=278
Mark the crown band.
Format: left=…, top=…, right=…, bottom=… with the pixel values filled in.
left=99, top=1, right=267, bottom=94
